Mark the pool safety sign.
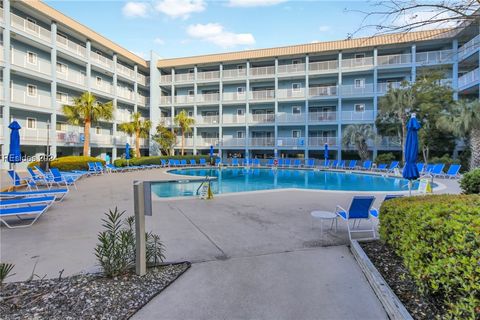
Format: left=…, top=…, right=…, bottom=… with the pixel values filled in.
left=418, top=178, right=432, bottom=194
left=199, top=182, right=214, bottom=200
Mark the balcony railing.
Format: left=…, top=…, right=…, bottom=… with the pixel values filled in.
left=0, top=7, right=4, bottom=23
left=159, top=117, right=173, bottom=126
left=249, top=113, right=275, bottom=123
left=377, top=53, right=411, bottom=66
left=197, top=70, right=220, bottom=81
left=116, top=63, right=135, bottom=79
left=91, top=134, right=113, bottom=145
left=277, top=137, right=306, bottom=147
left=459, top=34, right=480, bottom=60
left=91, top=81, right=113, bottom=94
left=137, top=74, right=148, bottom=86
left=197, top=93, right=220, bottom=104
left=276, top=113, right=305, bottom=123
left=222, top=114, right=246, bottom=124
left=22, top=128, right=49, bottom=144
left=308, top=60, right=338, bottom=73
left=249, top=89, right=275, bottom=101
left=222, top=92, right=247, bottom=102
left=175, top=73, right=194, bottom=83
left=340, top=83, right=374, bottom=96
left=117, top=87, right=135, bottom=101
left=416, top=49, right=453, bottom=65
left=223, top=68, right=247, bottom=79
left=56, top=68, right=87, bottom=87
left=308, top=111, right=336, bottom=122
left=56, top=35, right=87, bottom=59
left=308, top=86, right=337, bottom=98
left=11, top=87, right=51, bottom=108
left=277, top=63, right=305, bottom=74
left=115, top=111, right=132, bottom=123
left=341, top=56, right=374, bottom=70
left=222, top=138, right=246, bottom=147
left=0, top=44, right=3, bottom=62
left=10, top=13, right=51, bottom=42
left=197, top=137, right=219, bottom=147
left=197, top=115, right=220, bottom=125
left=160, top=74, right=172, bottom=83
left=377, top=136, right=401, bottom=149
left=377, top=81, right=403, bottom=94
left=11, top=49, right=51, bottom=75
left=160, top=96, right=172, bottom=105
left=341, top=110, right=375, bottom=121
left=249, top=137, right=275, bottom=147
left=250, top=66, right=275, bottom=78
left=458, top=68, right=480, bottom=89
left=137, top=94, right=149, bottom=106
left=90, top=51, right=114, bottom=70
left=174, top=95, right=195, bottom=104
left=277, top=88, right=305, bottom=100
left=308, top=136, right=337, bottom=147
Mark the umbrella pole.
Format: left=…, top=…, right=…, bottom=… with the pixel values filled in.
left=408, top=180, right=412, bottom=196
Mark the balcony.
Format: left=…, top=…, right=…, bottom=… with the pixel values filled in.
left=308, top=60, right=338, bottom=74
left=341, top=56, right=374, bottom=70
left=277, top=113, right=305, bottom=123
left=249, top=89, right=275, bottom=102
left=56, top=35, right=87, bottom=59
left=0, top=44, right=3, bottom=62
left=160, top=96, right=172, bottom=105
left=377, top=81, right=403, bottom=95
left=90, top=51, right=114, bottom=71
left=197, top=70, right=220, bottom=82
left=197, top=137, right=219, bottom=147
left=341, top=110, right=375, bottom=121
left=222, top=114, right=246, bottom=124
left=10, top=13, right=51, bottom=43
left=222, top=92, right=247, bottom=103
left=249, top=113, right=275, bottom=124
left=277, top=63, right=305, bottom=75
left=90, top=134, right=113, bottom=145
left=308, top=136, right=337, bottom=147
left=175, top=73, right=194, bottom=83
left=57, top=130, right=82, bottom=144
left=115, top=111, right=132, bottom=123
left=116, top=63, right=135, bottom=80
left=197, top=93, right=220, bottom=104
left=277, top=88, right=305, bottom=100
left=22, top=128, right=49, bottom=144
left=458, top=68, right=480, bottom=90
left=277, top=137, right=306, bottom=147
left=249, top=137, right=275, bottom=147
left=174, top=94, right=195, bottom=105
left=11, top=87, right=51, bottom=109
left=308, top=86, right=337, bottom=99
left=377, top=136, right=401, bottom=150
left=137, top=74, right=148, bottom=86
left=117, top=87, right=135, bottom=101
left=11, top=49, right=51, bottom=76
left=223, top=69, right=247, bottom=80
left=181, top=138, right=194, bottom=147
left=308, top=111, right=336, bottom=122
left=340, top=84, right=374, bottom=96
left=159, top=117, right=173, bottom=126
left=458, top=34, right=480, bottom=60
left=222, top=138, right=246, bottom=147
left=377, top=53, right=411, bottom=66
left=57, top=68, right=87, bottom=87
left=0, top=7, right=3, bottom=24
left=416, top=49, right=453, bottom=65
left=91, top=81, right=113, bottom=94
left=197, top=115, right=220, bottom=125
left=160, top=74, right=172, bottom=83
left=137, top=94, right=150, bottom=106
left=249, top=66, right=275, bottom=78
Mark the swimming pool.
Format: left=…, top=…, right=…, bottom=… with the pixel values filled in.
left=151, top=168, right=421, bottom=198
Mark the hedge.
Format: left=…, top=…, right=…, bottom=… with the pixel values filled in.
left=113, top=155, right=210, bottom=167
left=379, top=195, right=480, bottom=319
left=28, top=156, right=105, bottom=171
left=460, top=168, right=480, bottom=194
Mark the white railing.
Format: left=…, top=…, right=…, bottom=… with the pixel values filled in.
left=458, top=68, right=480, bottom=89
left=0, top=44, right=3, bottom=62
left=116, top=63, right=135, bottom=79
left=341, top=56, right=374, bottom=69
left=116, top=110, right=132, bottom=123
left=57, top=68, right=87, bottom=86
left=308, top=136, right=337, bottom=147
left=56, top=95, right=75, bottom=108
left=22, top=128, right=49, bottom=143
left=197, top=115, right=220, bottom=125
left=416, top=49, right=453, bottom=65
left=277, top=88, right=305, bottom=99
left=11, top=87, right=51, bottom=108
left=308, top=60, right=338, bottom=73
left=11, top=49, right=51, bottom=75
left=90, top=134, right=113, bottom=145
left=160, top=74, right=172, bottom=83
left=223, top=68, right=247, bottom=79
left=137, top=74, right=148, bottom=86
left=159, top=118, right=172, bottom=126
left=222, top=138, right=246, bottom=147
left=0, top=7, right=4, bottom=23
left=308, top=111, right=336, bottom=122
left=197, top=93, right=220, bottom=104
left=249, top=137, right=275, bottom=147
left=117, top=87, right=135, bottom=101
left=90, top=51, right=114, bottom=70
left=277, top=137, right=306, bottom=147
left=175, top=73, right=194, bottom=83
left=139, top=138, right=149, bottom=148
left=197, top=70, right=220, bottom=81
left=10, top=13, right=51, bottom=42
left=92, top=80, right=113, bottom=94
left=458, top=34, right=480, bottom=60
left=137, top=94, right=149, bottom=106
left=222, top=114, right=246, bottom=124
left=222, top=92, right=247, bottom=102
left=308, top=86, right=337, bottom=98
left=377, top=136, right=401, bottom=149
left=249, top=113, right=275, bottom=123
left=249, top=89, right=275, bottom=101
left=114, top=134, right=128, bottom=145
left=277, top=113, right=305, bottom=123
left=56, top=35, right=87, bottom=59
left=0, top=84, right=3, bottom=101
left=174, top=95, right=195, bottom=104
left=277, top=63, right=305, bottom=74
left=181, top=138, right=194, bottom=147
left=340, top=83, right=374, bottom=96
left=341, top=110, right=375, bottom=121
left=377, top=81, right=403, bottom=94
left=377, top=53, right=411, bottom=66
left=197, top=137, right=219, bottom=147
left=250, top=66, right=275, bottom=78
left=160, top=96, right=172, bottom=105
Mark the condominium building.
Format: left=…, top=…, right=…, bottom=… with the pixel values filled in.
left=0, top=0, right=479, bottom=168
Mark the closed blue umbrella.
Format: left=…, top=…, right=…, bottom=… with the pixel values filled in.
left=209, top=145, right=214, bottom=157
left=125, top=143, right=131, bottom=167
left=324, top=143, right=329, bottom=166
left=402, top=114, right=421, bottom=195
left=8, top=121, right=22, bottom=169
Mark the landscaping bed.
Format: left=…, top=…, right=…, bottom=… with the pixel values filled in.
left=0, top=262, right=190, bottom=319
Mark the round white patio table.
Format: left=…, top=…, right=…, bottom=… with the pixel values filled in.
left=310, top=210, right=337, bottom=240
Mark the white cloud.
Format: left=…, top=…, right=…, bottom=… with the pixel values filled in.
left=318, top=25, right=331, bottom=32
left=392, top=10, right=460, bottom=31
left=186, top=23, right=255, bottom=48
left=155, top=0, right=206, bottom=19
left=228, top=0, right=287, bottom=7
left=122, top=2, right=149, bottom=18
left=154, top=37, right=165, bottom=45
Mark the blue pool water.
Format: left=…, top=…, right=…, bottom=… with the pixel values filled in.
left=151, top=168, right=421, bottom=198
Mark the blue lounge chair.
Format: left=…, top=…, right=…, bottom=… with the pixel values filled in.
left=425, top=164, right=435, bottom=174
left=190, top=159, right=196, bottom=166
left=335, top=196, right=377, bottom=240
left=199, top=158, right=206, bottom=166
left=7, top=170, right=36, bottom=190
left=0, top=195, right=55, bottom=208
left=160, top=159, right=167, bottom=167
left=267, top=159, right=274, bottom=167
left=431, top=163, right=445, bottom=177
left=386, top=161, right=399, bottom=172
left=416, top=163, right=425, bottom=173
left=50, top=168, right=78, bottom=190
left=376, top=163, right=388, bottom=171
left=253, top=158, right=260, bottom=167
left=27, top=168, right=49, bottom=186
left=293, top=159, right=302, bottom=168
left=347, top=160, right=357, bottom=170
left=278, top=159, right=284, bottom=167
left=362, top=161, right=372, bottom=170
left=0, top=204, right=52, bottom=228
left=0, top=188, right=68, bottom=201
left=215, top=158, right=221, bottom=166
left=284, top=159, right=291, bottom=167
left=443, top=164, right=461, bottom=179
left=231, top=158, right=239, bottom=166
left=332, top=160, right=339, bottom=168
left=305, top=159, right=315, bottom=168
left=95, top=162, right=106, bottom=174
left=337, top=160, right=346, bottom=169
left=180, top=159, right=187, bottom=166
left=369, top=195, right=403, bottom=218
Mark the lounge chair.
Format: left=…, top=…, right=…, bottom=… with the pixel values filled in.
left=0, top=202, right=53, bottom=228
left=335, top=196, right=377, bottom=241
left=190, top=159, right=196, bottom=166
left=160, top=159, right=167, bottom=167
left=305, top=159, right=315, bottom=168
left=215, top=158, right=221, bottom=166
left=416, top=163, right=425, bottom=173
left=266, top=159, right=274, bottom=167
left=253, top=158, right=260, bottom=167
left=431, top=163, right=445, bottom=177
left=0, top=195, right=55, bottom=208
left=199, top=158, right=207, bottom=166
left=443, top=164, right=461, bottom=179
left=386, top=161, right=399, bottom=173
left=180, top=159, right=187, bottom=166
left=284, top=159, right=291, bottom=167
left=0, top=188, right=68, bottom=201
left=278, top=159, right=284, bottom=167
left=425, top=164, right=435, bottom=174
left=362, top=161, right=372, bottom=170
left=369, top=195, right=403, bottom=218
left=7, top=170, right=37, bottom=190
left=337, top=160, right=346, bottom=169
left=231, top=158, right=239, bottom=166
left=347, top=160, right=357, bottom=170
left=293, top=159, right=302, bottom=168
left=332, top=160, right=339, bottom=168
left=50, top=168, right=78, bottom=190
left=95, top=162, right=106, bottom=174
left=376, top=163, right=388, bottom=171
left=27, top=168, right=49, bottom=186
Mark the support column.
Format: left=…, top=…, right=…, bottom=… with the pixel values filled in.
left=2, top=0, right=12, bottom=169
left=50, top=21, right=58, bottom=158
left=219, top=63, right=223, bottom=159
left=274, top=58, right=278, bottom=158
left=372, top=48, right=378, bottom=160
left=452, top=39, right=459, bottom=101
left=112, top=54, right=118, bottom=159
left=149, top=51, right=162, bottom=156
left=245, top=61, right=250, bottom=159
left=305, top=54, right=309, bottom=159
left=170, top=68, right=175, bottom=153
left=411, top=44, right=416, bottom=82
left=337, top=52, right=342, bottom=161
left=193, top=66, right=198, bottom=155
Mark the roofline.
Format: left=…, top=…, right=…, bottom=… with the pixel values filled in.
left=157, top=28, right=455, bottom=68
left=22, top=0, right=148, bottom=68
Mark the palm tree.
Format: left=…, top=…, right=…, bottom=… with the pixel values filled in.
left=174, top=110, right=195, bottom=156
left=154, top=124, right=176, bottom=156
left=438, top=99, right=480, bottom=170
left=62, top=92, right=113, bottom=156
left=343, top=124, right=375, bottom=161
left=118, top=112, right=151, bottom=158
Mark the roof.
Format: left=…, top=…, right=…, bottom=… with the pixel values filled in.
left=157, top=29, right=455, bottom=68
left=22, top=0, right=148, bottom=68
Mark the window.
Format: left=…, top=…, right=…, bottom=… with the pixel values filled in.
left=26, top=17, right=37, bottom=32
left=237, top=87, right=245, bottom=94
left=27, top=51, right=37, bottom=65
left=95, top=50, right=103, bottom=56
left=188, top=69, right=194, bottom=74
left=292, top=130, right=301, bottom=138
left=56, top=92, right=68, bottom=103
left=56, top=62, right=68, bottom=74
left=57, top=32, right=68, bottom=45
left=56, top=122, right=67, bottom=132
left=354, top=104, right=365, bottom=113
left=354, top=78, right=365, bottom=88
left=237, top=65, right=244, bottom=70
left=96, top=76, right=102, bottom=86
left=292, top=83, right=301, bottom=92
left=292, top=59, right=301, bottom=65
left=27, top=84, right=37, bottom=97
left=292, top=106, right=301, bottom=114
left=187, top=89, right=194, bottom=96
left=237, top=109, right=244, bottom=116
left=188, top=111, right=193, bottom=117
left=237, top=131, right=244, bottom=138
left=26, top=117, right=36, bottom=129
left=354, top=53, right=365, bottom=60
left=95, top=126, right=101, bottom=134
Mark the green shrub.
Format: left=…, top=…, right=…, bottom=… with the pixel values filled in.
left=379, top=195, right=480, bottom=319
left=95, top=207, right=165, bottom=277
left=0, top=262, right=14, bottom=285
left=28, top=156, right=105, bottom=171
left=460, top=168, right=480, bottom=194
left=374, top=152, right=396, bottom=164
left=429, top=154, right=460, bottom=167
left=113, top=155, right=210, bottom=167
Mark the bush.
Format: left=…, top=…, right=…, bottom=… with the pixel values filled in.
left=429, top=154, right=460, bottom=167
left=460, top=168, right=480, bottom=194
left=113, top=155, right=210, bottom=167
left=379, top=195, right=480, bottom=319
left=0, top=263, right=14, bottom=285
left=374, top=152, right=396, bottom=164
left=28, top=156, right=105, bottom=171
left=95, top=207, right=165, bottom=277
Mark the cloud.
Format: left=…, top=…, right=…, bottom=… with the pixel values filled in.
left=122, top=2, right=149, bottom=18
left=154, top=37, right=165, bottom=45
left=186, top=23, right=255, bottom=48
left=155, top=0, right=206, bottom=19
left=318, top=25, right=331, bottom=32
left=228, top=0, right=287, bottom=7
left=391, top=10, right=460, bottom=31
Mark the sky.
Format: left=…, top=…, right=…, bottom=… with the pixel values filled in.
left=44, top=0, right=403, bottom=60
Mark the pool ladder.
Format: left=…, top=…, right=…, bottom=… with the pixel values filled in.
left=196, top=176, right=213, bottom=199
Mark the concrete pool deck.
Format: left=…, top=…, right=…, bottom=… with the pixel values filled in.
left=0, top=168, right=461, bottom=319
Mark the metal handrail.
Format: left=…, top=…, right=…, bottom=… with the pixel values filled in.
left=196, top=176, right=211, bottom=195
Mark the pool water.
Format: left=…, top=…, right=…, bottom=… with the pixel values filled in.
left=151, top=168, right=420, bottom=198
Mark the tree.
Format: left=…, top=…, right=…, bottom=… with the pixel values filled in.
left=118, top=112, right=151, bottom=158
left=438, top=99, right=480, bottom=170
left=62, top=92, right=113, bottom=156
left=174, top=110, right=195, bottom=156
left=343, top=124, right=375, bottom=161
left=153, top=125, right=176, bottom=156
